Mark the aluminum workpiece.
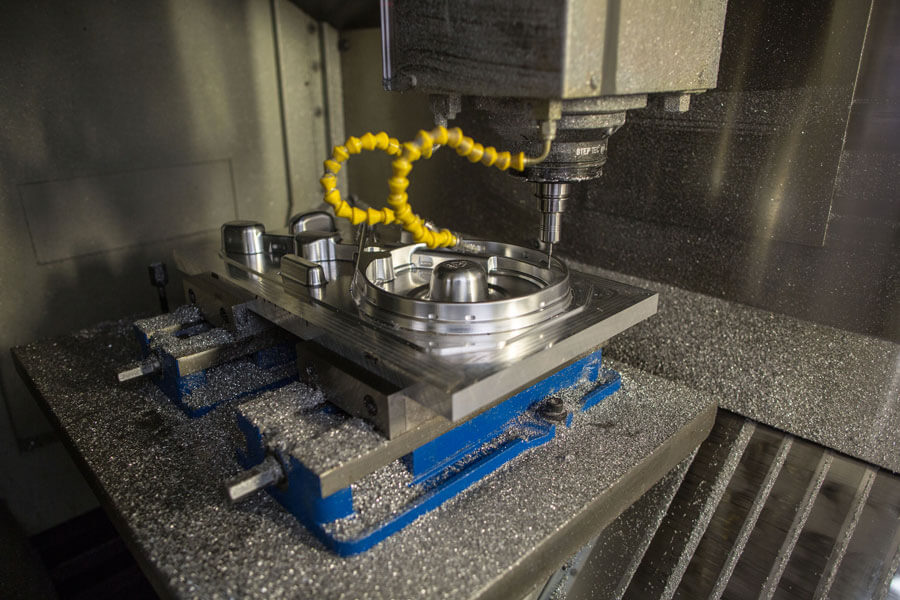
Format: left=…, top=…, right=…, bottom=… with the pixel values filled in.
left=175, top=222, right=658, bottom=425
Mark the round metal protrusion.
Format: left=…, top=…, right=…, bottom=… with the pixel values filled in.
left=540, top=212, right=563, bottom=246
left=428, top=260, right=489, bottom=303
left=354, top=240, right=572, bottom=336
left=224, top=455, right=285, bottom=504
left=221, top=221, right=265, bottom=255
left=289, top=211, right=336, bottom=235
left=534, top=182, right=571, bottom=245
left=534, top=182, right=571, bottom=214
left=296, top=230, right=340, bottom=263
left=534, top=181, right=571, bottom=203
left=539, top=396, right=568, bottom=423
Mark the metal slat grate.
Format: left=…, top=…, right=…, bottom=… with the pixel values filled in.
left=623, top=412, right=754, bottom=600
left=674, top=426, right=792, bottom=600
left=755, top=449, right=833, bottom=600
left=563, top=451, right=698, bottom=600
left=812, top=467, right=878, bottom=599
left=722, top=438, right=832, bottom=599
left=832, top=471, right=900, bottom=600
left=554, top=410, right=900, bottom=600
left=709, top=434, right=792, bottom=599
left=772, top=455, right=869, bottom=599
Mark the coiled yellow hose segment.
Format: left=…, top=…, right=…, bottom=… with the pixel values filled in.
left=319, top=132, right=401, bottom=227
left=319, top=127, right=528, bottom=248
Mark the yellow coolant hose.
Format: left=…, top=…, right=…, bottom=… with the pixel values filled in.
left=318, top=126, right=550, bottom=248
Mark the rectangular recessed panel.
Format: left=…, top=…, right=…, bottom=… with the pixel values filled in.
left=20, top=160, right=235, bottom=263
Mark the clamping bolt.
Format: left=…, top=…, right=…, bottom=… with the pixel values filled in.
left=224, top=455, right=286, bottom=504
left=117, top=356, right=161, bottom=383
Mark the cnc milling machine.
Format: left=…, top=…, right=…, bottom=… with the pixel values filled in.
left=8, top=1, right=900, bottom=599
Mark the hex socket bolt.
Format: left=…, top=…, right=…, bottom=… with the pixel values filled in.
left=224, top=455, right=286, bottom=504
left=539, top=396, right=568, bottom=423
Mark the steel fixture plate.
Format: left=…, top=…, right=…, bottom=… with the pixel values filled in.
left=174, top=237, right=658, bottom=423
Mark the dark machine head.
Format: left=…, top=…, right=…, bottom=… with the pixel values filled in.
left=380, top=0, right=728, bottom=254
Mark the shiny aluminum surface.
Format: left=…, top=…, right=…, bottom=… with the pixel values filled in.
left=427, top=259, right=489, bottom=303
left=221, top=220, right=265, bottom=254
left=174, top=234, right=657, bottom=422
left=353, top=241, right=572, bottom=335
left=535, top=182, right=570, bottom=246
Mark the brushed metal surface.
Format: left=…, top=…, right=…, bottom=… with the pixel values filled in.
left=556, top=415, right=900, bottom=600
left=831, top=471, right=900, bottom=599
left=174, top=239, right=658, bottom=423
left=623, top=412, right=755, bottom=599
left=20, top=161, right=236, bottom=264
left=675, top=427, right=793, bottom=600
left=566, top=452, right=696, bottom=600
left=383, top=0, right=727, bottom=98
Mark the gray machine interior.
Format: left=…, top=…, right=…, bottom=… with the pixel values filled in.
left=0, top=1, right=898, bottom=599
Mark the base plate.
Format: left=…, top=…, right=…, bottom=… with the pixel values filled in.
left=174, top=239, right=658, bottom=424
left=13, top=321, right=715, bottom=600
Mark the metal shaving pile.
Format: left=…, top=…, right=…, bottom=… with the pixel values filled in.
left=570, top=260, right=900, bottom=473
left=14, top=319, right=712, bottom=599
